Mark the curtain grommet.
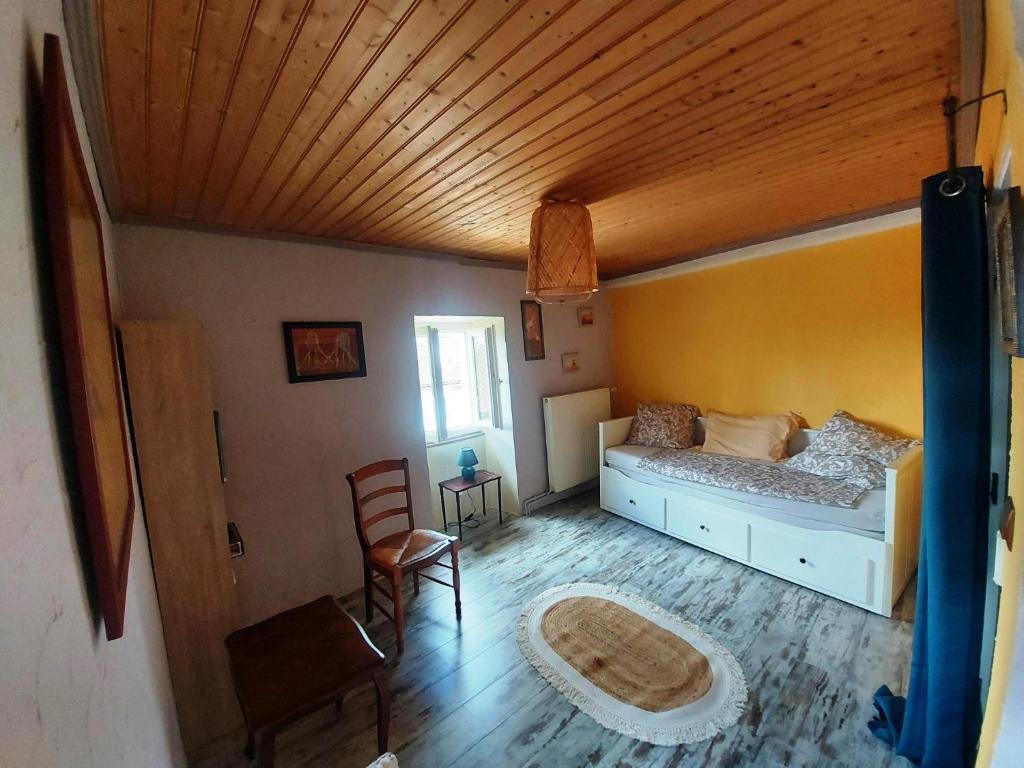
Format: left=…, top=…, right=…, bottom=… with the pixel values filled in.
left=939, top=175, right=967, bottom=197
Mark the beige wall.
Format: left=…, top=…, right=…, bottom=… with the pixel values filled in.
left=0, top=3, right=184, bottom=767
left=114, top=224, right=613, bottom=624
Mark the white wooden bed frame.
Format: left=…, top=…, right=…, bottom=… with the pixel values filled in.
left=599, top=416, right=922, bottom=617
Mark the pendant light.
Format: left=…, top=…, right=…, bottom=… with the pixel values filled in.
left=526, top=200, right=598, bottom=304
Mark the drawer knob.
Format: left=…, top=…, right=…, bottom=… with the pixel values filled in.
left=629, top=499, right=636, bottom=505
left=699, top=524, right=709, bottom=532
left=799, top=557, right=807, bottom=564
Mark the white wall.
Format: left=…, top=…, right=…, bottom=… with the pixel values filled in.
left=424, top=434, right=490, bottom=528
left=418, top=314, right=521, bottom=526
left=0, top=3, right=184, bottom=767
left=114, top=224, right=614, bottom=625
left=425, top=431, right=519, bottom=530
left=483, top=425, right=520, bottom=516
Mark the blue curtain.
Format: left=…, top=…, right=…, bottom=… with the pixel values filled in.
left=869, top=167, right=991, bottom=767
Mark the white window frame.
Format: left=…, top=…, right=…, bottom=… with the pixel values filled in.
left=416, top=320, right=502, bottom=444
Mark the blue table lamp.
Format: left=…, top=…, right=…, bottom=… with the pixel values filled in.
left=456, top=447, right=479, bottom=481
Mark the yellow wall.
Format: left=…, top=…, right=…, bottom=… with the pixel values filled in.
left=610, top=224, right=923, bottom=437
left=976, top=0, right=1024, bottom=763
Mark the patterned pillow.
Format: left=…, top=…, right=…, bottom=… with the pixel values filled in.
left=786, top=410, right=918, bottom=489
left=786, top=452, right=888, bottom=489
left=624, top=403, right=700, bottom=449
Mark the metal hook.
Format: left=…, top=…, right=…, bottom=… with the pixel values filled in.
left=938, top=89, right=1008, bottom=197
left=942, top=95, right=960, bottom=195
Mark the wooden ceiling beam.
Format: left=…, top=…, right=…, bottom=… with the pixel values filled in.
left=171, top=0, right=264, bottom=219
left=214, top=0, right=416, bottom=225
left=324, top=0, right=831, bottom=240
left=405, top=74, right=947, bottom=248
left=954, top=0, right=985, bottom=166
left=325, top=0, right=878, bottom=240
left=85, top=0, right=962, bottom=273
left=333, top=1, right=952, bottom=244
left=407, top=121, right=939, bottom=264
left=253, top=0, right=648, bottom=231
left=97, top=0, right=151, bottom=212
left=237, top=0, right=491, bottom=227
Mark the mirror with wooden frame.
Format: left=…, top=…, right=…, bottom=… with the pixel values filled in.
left=43, top=34, right=135, bottom=640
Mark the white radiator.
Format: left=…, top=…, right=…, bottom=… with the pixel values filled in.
left=542, top=388, right=612, bottom=493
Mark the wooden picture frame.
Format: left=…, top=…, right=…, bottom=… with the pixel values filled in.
left=577, top=306, right=594, bottom=327
left=43, top=34, right=135, bottom=640
left=520, top=300, right=545, bottom=361
left=992, top=186, right=1024, bottom=356
left=283, top=321, right=367, bottom=382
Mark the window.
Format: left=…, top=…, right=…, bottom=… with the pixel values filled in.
left=415, top=320, right=502, bottom=443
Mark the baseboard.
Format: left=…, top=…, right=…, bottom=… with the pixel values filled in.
left=522, top=479, right=598, bottom=515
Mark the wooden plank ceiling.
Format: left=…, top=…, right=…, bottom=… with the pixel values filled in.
left=95, top=0, right=959, bottom=278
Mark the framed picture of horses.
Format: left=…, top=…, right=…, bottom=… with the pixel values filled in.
left=282, top=321, right=367, bottom=382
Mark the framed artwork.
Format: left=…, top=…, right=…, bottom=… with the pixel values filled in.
left=578, top=306, right=595, bottom=327
left=561, top=352, right=581, bottom=374
left=991, top=186, right=1024, bottom=356
left=43, top=34, right=136, bottom=640
left=283, top=322, right=367, bottom=382
left=521, top=300, right=545, bottom=360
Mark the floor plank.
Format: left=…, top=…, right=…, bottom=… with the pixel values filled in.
left=202, top=491, right=915, bottom=768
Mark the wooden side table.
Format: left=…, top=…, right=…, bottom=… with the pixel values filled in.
left=224, top=596, right=389, bottom=768
left=438, top=470, right=502, bottom=540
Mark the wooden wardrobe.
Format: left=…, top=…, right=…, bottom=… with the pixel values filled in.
left=121, top=320, right=242, bottom=756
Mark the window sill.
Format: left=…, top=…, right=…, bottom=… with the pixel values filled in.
left=425, top=430, right=485, bottom=448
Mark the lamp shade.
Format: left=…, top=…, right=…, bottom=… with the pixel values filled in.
left=456, top=447, right=479, bottom=467
left=526, top=201, right=598, bottom=304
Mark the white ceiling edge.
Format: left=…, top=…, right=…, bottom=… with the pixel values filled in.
left=604, top=208, right=922, bottom=290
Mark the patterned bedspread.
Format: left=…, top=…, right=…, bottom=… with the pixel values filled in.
left=636, top=448, right=867, bottom=508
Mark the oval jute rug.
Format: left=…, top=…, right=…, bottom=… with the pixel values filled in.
left=516, top=583, right=747, bottom=745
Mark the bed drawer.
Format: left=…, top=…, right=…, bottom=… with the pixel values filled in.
left=750, top=526, right=874, bottom=605
left=666, top=499, right=749, bottom=561
left=601, top=468, right=666, bottom=529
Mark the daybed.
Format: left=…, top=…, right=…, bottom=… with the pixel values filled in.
left=599, top=416, right=922, bottom=617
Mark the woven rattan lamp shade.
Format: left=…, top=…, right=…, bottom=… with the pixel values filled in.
left=526, top=201, right=598, bottom=303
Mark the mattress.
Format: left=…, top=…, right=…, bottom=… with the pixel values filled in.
left=604, top=444, right=886, bottom=538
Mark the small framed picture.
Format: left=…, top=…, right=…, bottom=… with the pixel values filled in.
left=521, top=300, right=545, bottom=361
left=561, top=352, right=580, bottom=374
left=577, top=306, right=594, bottom=327
left=283, top=322, right=367, bottom=382
left=992, top=186, right=1024, bottom=356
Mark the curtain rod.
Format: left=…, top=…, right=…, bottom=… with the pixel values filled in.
left=940, top=89, right=1008, bottom=197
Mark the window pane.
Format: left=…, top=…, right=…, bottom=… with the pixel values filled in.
left=438, top=331, right=472, bottom=431
left=471, top=332, right=491, bottom=422
left=415, top=334, right=437, bottom=440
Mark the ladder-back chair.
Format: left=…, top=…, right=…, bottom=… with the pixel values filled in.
left=346, top=458, right=461, bottom=654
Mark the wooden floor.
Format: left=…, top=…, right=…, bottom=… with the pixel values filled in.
left=207, top=491, right=916, bottom=768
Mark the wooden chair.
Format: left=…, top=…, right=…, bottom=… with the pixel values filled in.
left=346, top=458, right=461, bottom=654
left=224, top=595, right=389, bottom=768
